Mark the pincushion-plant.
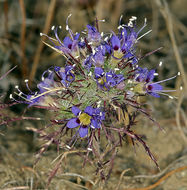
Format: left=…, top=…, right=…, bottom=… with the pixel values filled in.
left=10, top=15, right=179, bottom=184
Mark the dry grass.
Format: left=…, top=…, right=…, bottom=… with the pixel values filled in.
left=0, top=0, right=186, bottom=189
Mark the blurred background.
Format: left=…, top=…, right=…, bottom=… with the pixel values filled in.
left=0, top=0, right=187, bottom=189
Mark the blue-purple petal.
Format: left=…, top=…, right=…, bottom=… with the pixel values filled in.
left=94, top=67, right=104, bottom=78
left=63, top=36, right=73, bottom=49
left=67, top=118, right=79, bottom=128
left=111, top=35, right=120, bottom=50
left=84, top=106, right=94, bottom=115
left=146, top=70, right=155, bottom=83
left=91, top=119, right=99, bottom=128
left=79, top=126, right=88, bottom=138
left=152, top=83, right=163, bottom=91
left=72, top=106, right=81, bottom=116
left=148, top=92, right=160, bottom=98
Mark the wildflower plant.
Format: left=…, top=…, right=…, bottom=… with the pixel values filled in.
left=10, top=15, right=180, bottom=184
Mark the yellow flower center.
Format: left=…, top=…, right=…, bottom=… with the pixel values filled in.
left=78, top=113, right=91, bottom=125
left=111, top=50, right=124, bottom=64
left=98, top=77, right=106, bottom=85
left=133, top=83, right=146, bottom=95
left=113, top=50, right=124, bottom=59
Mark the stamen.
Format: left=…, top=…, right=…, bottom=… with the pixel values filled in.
left=100, top=19, right=105, bottom=22
left=180, top=86, right=183, bottom=90
left=51, top=25, right=55, bottom=30
left=152, top=89, right=176, bottom=92
left=30, top=87, right=65, bottom=100
left=144, top=18, right=147, bottom=24
left=178, top=72, right=180, bottom=76
left=159, top=61, right=163, bottom=67
left=151, top=75, right=177, bottom=85
left=156, top=92, right=177, bottom=99
left=137, top=30, right=152, bottom=41
left=66, top=25, right=69, bottom=31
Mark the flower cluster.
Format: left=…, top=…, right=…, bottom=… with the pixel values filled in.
left=10, top=15, right=178, bottom=174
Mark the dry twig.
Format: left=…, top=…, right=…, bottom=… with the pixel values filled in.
left=125, top=165, right=187, bottom=190
left=19, top=0, right=27, bottom=78
left=154, top=0, right=187, bottom=91
left=29, top=0, right=56, bottom=83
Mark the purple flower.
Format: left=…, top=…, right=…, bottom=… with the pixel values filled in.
left=37, top=70, right=55, bottom=93
left=106, top=70, right=125, bottom=87
left=82, top=56, right=92, bottom=71
left=110, top=33, right=137, bottom=64
left=94, top=67, right=125, bottom=90
left=87, top=25, right=101, bottom=45
left=67, top=106, right=105, bottom=138
left=11, top=68, right=56, bottom=106
left=55, top=65, right=75, bottom=87
left=92, top=51, right=105, bottom=67
left=135, top=67, right=176, bottom=98
left=111, top=35, right=121, bottom=51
